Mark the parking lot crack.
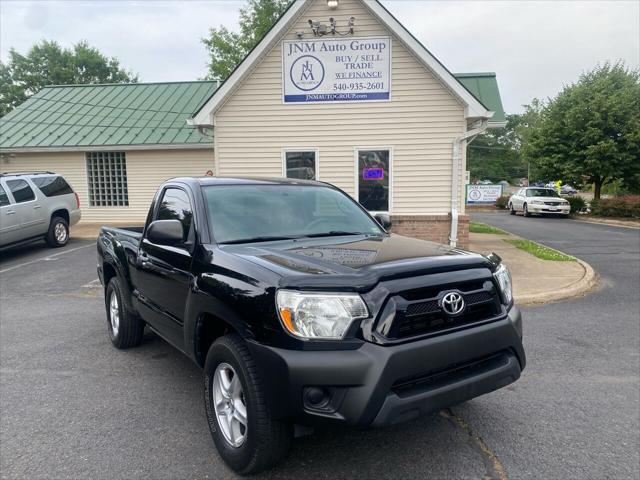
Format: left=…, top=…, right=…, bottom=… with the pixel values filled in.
left=440, top=408, right=508, bottom=480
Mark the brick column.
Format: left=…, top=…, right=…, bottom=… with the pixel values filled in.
left=389, top=214, right=470, bottom=249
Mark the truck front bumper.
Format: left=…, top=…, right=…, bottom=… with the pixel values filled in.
left=247, top=306, right=525, bottom=428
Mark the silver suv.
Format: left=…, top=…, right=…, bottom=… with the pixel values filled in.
left=0, top=172, right=81, bottom=248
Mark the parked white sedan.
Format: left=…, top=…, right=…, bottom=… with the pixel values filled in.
left=508, top=187, right=570, bottom=217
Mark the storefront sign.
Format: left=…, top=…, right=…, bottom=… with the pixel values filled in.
left=282, top=36, right=391, bottom=103
left=465, top=184, right=504, bottom=204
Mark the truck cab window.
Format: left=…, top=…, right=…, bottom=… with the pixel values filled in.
left=156, top=188, right=193, bottom=240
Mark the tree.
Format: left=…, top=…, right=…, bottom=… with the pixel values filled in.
left=1, top=40, right=137, bottom=117
left=203, top=0, right=290, bottom=81
left=522, top=62, right=640, bottom=199
left=467, top=114, right=528, bottom=183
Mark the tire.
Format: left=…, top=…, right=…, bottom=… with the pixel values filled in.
left=105, top=277, right=145, bottom=349
left=204, top=334, right=291, bottom=474
left=45, top=216, right=69, bottom=247
left=509, top=203, right=516, bottom=215
left=523, top=203, right=531, bottom=217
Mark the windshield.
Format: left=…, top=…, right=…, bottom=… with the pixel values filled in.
left=203, top=184, right=384, bottom=244
left=526, top=188, right=560, bottom=197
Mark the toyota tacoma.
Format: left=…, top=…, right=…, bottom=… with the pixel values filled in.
left=97, top=177, right=525, bottom=474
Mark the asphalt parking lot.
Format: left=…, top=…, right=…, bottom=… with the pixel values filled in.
left=1, top=215, right=639, bottom=479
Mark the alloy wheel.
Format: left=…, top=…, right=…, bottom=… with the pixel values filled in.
left=54, top=222, right=67, bottom=243
left=109, top=291, right=120, bottom=336
left=213, top=363, right=248, bottom=448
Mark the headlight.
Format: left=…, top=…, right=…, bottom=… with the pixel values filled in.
left=531, top=200, right=543, bottom=205
left=493, top=264, right=513, bottom=305
left=276, top=290, right=369, bottom=339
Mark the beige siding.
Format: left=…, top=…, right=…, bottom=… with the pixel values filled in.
left=214, top=0, right=465, bottom=215
left=1, top=148, right=213, bottom=223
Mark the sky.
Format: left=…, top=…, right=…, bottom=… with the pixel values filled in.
left=1, top=0, right=638, bottom=114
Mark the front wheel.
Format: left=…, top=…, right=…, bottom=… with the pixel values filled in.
left=204, top=334, right=291, bottom=474
left=523, top=204, right=531, bottom=217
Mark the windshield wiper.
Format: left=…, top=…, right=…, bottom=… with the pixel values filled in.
left=220, top=235, right=303, bottom=245
left=304, top=231, right=381, bottom=238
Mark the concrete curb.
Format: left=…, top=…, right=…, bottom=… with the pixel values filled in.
left=515, top=258, right=598, bottom=306
left=571, top=217, right=640, bottom=229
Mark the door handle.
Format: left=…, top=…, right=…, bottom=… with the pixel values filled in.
left=33, top=205, right=42, bottom=210
left=6, top=210, right=16, bottom=215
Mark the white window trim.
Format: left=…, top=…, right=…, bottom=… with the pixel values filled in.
left=281, top=148, right=320, bottom=181
left=354, top=146, right=393, bottom=215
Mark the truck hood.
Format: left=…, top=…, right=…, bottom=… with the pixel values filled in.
left=219, top=234, right=495, bottom=291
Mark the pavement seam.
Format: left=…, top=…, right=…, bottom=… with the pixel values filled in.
left=440, top=408, right=508, bottom=480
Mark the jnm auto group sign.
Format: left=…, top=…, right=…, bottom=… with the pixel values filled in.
left=466, top=185, right=504, bottom=204
left=282, top=36, right=391, bottom=103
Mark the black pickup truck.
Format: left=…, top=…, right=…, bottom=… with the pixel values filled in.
left=97, top=177, right=525, bottom=474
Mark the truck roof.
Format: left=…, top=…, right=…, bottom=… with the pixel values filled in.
left=169, top=176, right=327, bottom=187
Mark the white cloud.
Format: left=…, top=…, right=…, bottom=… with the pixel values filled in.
left=1, top=0, right=638, bottom=113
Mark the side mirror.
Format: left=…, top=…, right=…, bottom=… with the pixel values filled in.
left=146, top=219, right=185, bottom=246
left=374, top=213, right=392, bottom=230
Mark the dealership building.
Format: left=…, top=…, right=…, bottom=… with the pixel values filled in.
left=0, top=0, right=505, bottom=247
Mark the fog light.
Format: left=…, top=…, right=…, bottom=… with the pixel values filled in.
left=303, top=387, right=331, bottom=409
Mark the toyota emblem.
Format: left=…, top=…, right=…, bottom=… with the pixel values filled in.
left=441, top=291, right=465, bottom=316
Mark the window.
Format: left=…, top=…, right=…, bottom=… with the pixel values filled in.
left=203, top=185, right=383, bottom=244
left=6, top=179, right=35, bottom=203
left=86, top=152, right=128, bottom=206
left=356, top=149, right=391, bottom=212
left=157, top=188, right=193, bottom=239
left=526, top=188, right=559, bottom=198
left=32, top=176, right=73, bottom=197
left=284, top=150, right=317, bottom=180
left=0, top=185, right=10, bottom=206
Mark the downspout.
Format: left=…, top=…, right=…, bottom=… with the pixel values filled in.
left=450, top=119, right=489, bottom=247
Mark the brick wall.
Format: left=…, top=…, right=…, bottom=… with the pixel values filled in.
left=389, top=214, right=470, bottom=249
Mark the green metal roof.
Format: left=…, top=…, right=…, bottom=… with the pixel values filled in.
left=0, top=81, right=217, bottom=150
left=454, top=73, right=507, bottom=125
left=0, top=74, right=505, bottom=151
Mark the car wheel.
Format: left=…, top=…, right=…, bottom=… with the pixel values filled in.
left=45, top=216, right=69, bottom=247
left=523, top=204, right=531, bottom=217
left=105, top=277, right=145, bottom=349
left=509, top=203, right=516, bottom=215
left=204, top=334, right=291, bottom=474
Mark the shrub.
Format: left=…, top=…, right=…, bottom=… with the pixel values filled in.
left=565, top=195, right=586, bottom=213
left=495, top=195, right=509, bottom=209
left=590, top=195, right=640, bottom=218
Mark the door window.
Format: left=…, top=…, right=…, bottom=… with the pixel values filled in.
left=0, top=185, right=10, bottom=206
left=156, top=188, right=193, bottom=240
left=284, top=150, right=317, bottom=180
left=357, top=149, right=390, bottom=212
left=6, top=179, right=35, bottom=203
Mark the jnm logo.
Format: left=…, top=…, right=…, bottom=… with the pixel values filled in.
left=290, top=55, right=324, bottom=91
left=300, top=60, right=315, bottom=81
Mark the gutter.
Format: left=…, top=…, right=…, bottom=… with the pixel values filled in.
left=450, top=119, right=489, bottom=247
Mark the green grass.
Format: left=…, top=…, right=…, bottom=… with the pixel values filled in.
left=504, top=239, right=576, bottom=261
left=469, top=221, right=508, bottom=235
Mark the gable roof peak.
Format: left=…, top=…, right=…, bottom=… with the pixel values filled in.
left=190, top=0, right=493, bottom=126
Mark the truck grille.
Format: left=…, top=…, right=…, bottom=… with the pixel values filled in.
left=385, top=283, right=501, bottom=340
